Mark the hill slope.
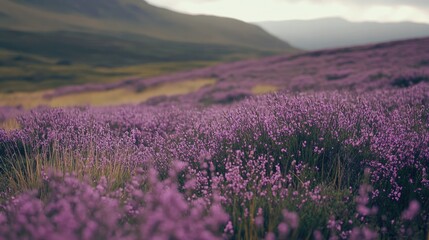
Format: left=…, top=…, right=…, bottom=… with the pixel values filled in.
left=24, top=37, right=427, bottom=107
left=0, top=0, right=293, bottom=92
left=256, top=18, right=429, bottom=50
left=0, top=0, right=290, bottom=52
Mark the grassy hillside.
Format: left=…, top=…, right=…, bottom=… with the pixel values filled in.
left=1, top=0, right=290, bottom=51
left=0, top=0, right=293, bottom=92
left=0, top=48, right=216, bottom=93
left=0, top=29, right=265, bottom=66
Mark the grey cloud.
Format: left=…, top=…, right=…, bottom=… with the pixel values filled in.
left=281, top=0, right=429, bottom=7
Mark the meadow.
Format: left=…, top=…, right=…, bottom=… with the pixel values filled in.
left=0, top=47, right=219, bottom=93
left=30, top=37, right=429, bottom=106
left=0, top=38, right=429, bottom=239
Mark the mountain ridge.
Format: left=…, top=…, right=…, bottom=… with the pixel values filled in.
left=256, top=18, right=429, bottom=50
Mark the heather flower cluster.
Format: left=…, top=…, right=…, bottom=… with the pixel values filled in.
left=0, top=168, right=228, bottom=240
left=1, top=82, right=428, bottom=239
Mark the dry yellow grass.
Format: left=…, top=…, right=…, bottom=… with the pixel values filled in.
left=0, top=78, right=216, bottom=108
left=3, top=143, right=133, bottom=195
left=50, top=78, right=216, bottom=107
left=0, top=118, right=20, bottom=131
left=251, top=84, right=278, bottom=95
left=0, top=91, right=52, bottom=109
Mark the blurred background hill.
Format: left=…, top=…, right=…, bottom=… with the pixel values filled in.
left=256, top=17, right=429, bottom=50
left=0, top=0, right=293, bottom=92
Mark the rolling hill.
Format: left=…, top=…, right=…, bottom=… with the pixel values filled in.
left=3, top=37, right=428, bottom=108
left=0, top=0, right=291, bottom=57
left=256, top=18, right=429, bottom=50
left=0, top=0, right=294, bottom=92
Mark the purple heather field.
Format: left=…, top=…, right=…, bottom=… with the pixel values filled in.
left=1, top=38, right=429, bottom=239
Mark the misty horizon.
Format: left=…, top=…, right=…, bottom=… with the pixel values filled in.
left=147, top=0, right=429, bottom=24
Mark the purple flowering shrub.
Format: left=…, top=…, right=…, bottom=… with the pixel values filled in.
left=1, top=84, right=429, bottom=238
left=0, top=164, right=229, bottom=240
left=0, top=173, right=122, bottom=240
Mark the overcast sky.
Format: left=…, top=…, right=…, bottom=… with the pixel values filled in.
left=146, top=0, right=429, bottom=23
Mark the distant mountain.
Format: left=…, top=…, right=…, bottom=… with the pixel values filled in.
left=256, top=18, right=429, bottom=50
left=0, top=0, right=293, bottom=66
